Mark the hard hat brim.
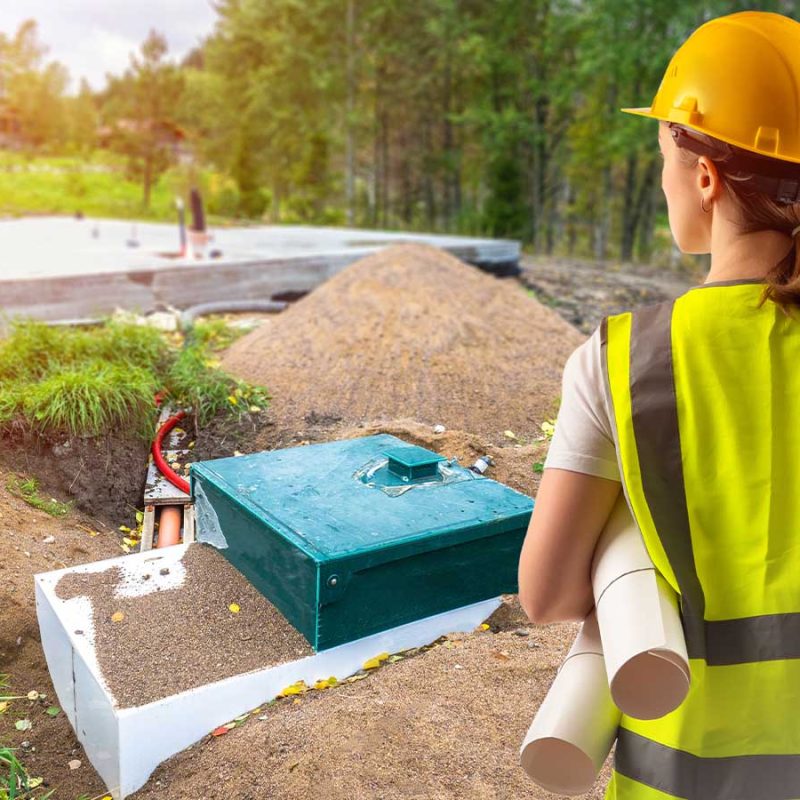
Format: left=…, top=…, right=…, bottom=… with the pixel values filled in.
left=619, top=107, right=659, bottom=119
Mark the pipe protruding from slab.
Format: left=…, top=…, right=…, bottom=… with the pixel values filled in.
left=156, top=506, right=182, bottom=548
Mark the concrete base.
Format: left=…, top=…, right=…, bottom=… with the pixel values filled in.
left=1, top=218, right=520, bottom=325
left=35, top=543, right=500, bottom=799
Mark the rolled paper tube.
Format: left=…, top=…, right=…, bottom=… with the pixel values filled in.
left=591, top=493, right=656, bottom=597
left=520, top=608, right=621, bottom=796
left=591, top=495, right=690, bottom=719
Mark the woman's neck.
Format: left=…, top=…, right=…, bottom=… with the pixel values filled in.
left=705, top=227, right=794, bottom=284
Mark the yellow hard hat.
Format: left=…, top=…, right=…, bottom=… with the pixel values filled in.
left=621, top=11, right=800, bottom=166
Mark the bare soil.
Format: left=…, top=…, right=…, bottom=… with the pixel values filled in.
left=519, top=252, right=695, bottom=334
left=0, top=428, right=151, bottom=530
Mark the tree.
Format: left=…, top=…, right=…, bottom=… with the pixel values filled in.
left=100, top=30, right=185, bottom=207
left=0, top=20, right=69, bottom=151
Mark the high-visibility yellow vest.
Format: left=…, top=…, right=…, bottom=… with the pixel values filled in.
left=599, top=278, right=800, bottom=800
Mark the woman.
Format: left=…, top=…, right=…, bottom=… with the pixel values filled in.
left=517, top=10, right=800, bottom=799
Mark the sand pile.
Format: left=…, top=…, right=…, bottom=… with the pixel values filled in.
left=222, top=244, right=585, bottom=444
left=55, top=543, right=314, bottom=708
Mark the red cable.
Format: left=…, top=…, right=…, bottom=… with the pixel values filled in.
left=152, top=409, right=191, bottom=495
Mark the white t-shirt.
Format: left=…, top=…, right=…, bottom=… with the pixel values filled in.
left=543, top=327, right=621, bottom=482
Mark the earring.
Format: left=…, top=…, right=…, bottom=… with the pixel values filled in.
left=701, top=197, right=711, bottom=213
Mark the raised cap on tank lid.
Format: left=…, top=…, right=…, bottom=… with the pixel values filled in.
left=384, top=445, right=446, bottom=481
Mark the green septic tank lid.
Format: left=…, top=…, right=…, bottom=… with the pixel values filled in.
left=190, top=433, right=533, bottom=562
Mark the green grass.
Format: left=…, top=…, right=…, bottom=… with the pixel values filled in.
left=0, top=317, right=270, bottom=439
left=5, top=476, right=73, bottom=517
left=0, top=151, right=242, bottom=224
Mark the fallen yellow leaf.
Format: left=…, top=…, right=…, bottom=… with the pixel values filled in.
left=228, top=603, right=240, bottom=614
left=278, top=680, right=308, bottom=697
left=362, top=652, right=390, bottom=670
left=111, top=612, right=125, bottom=623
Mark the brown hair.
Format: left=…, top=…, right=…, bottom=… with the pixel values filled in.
left=667, top=122, right=800, bottom=317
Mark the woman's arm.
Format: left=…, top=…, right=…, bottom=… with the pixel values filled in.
left=517, top=467, right=621, bottom=625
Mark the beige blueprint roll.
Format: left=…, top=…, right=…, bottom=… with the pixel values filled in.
left=519, top=609, right=621, bottom=795
left=591, top=494, right=690, bottom=719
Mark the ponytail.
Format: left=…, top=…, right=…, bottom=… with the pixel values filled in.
left=758, top=238, right=800, bottom=317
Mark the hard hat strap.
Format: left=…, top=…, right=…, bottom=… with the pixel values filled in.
left=670, top=123, right=800, bottom=204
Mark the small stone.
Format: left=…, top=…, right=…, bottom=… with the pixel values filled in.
left=74, top=630, right=84, bottom=636
left=68, top=759, right=81, bottom=770
left=142, top=573, right=151, bottom=581
left=433, top=424, right=446, bottom=434
left=527, top=641, right=541, bottom=649
left=159, top=567, right=170, bottom=576
left=42, top=536, right=55, bottom=544
left=513, top=628, right=530, bottom=637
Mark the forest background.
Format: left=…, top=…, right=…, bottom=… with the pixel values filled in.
left=0, top=0, right=796, bottom=268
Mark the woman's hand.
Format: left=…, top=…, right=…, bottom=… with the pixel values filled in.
left=517, top=468, right=621, bottom=625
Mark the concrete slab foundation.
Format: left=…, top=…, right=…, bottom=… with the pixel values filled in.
left=0, top=218, right=520, bottom=325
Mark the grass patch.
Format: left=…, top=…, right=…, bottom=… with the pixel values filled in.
left=0, top=317, right=270, bottom=440
left=5, top=475, right=73, bottom=517
left=0, top=151, right=236, bottom=225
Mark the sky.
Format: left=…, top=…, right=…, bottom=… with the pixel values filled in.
left=0, top=0, right=219, bottom=93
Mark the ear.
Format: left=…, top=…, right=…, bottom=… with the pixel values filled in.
left=696, top=155, right=723, bottom=202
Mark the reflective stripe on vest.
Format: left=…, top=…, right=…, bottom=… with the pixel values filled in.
left=599, top=280, right=800, bottom=800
